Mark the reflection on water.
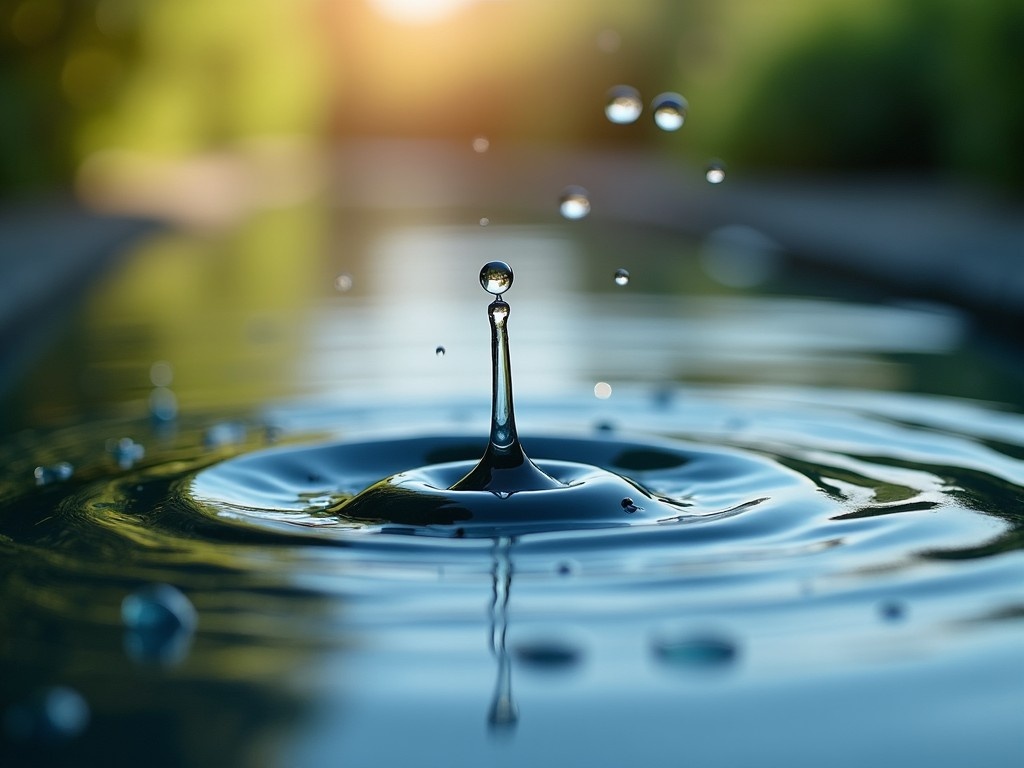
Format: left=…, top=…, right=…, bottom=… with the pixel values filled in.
left=2, top=211, right=1023, bottom=767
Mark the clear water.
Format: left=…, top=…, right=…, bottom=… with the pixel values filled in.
left=1, top=213, right=1023, bottom=767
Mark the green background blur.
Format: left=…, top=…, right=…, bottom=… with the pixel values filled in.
left=3, top=0, right=1023, bottom=200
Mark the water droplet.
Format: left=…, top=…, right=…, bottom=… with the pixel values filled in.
left=107, top=437, right=144, bottom=470
left=653, top=634, right=738, bottom=668
left=148, top=386, right=178, bottom=423
left=3, top=686, right=90, bottom=743
left=652, top=92, right=687, bottom=131
left=435, top=345, right=446, bottom=357
left=705, top=159, right=726, bottom=184
left=555, top=560, right=578, bottom=576
left=479, top=217, right=490, bottom=227
left=879, top=600, right=907, bottom=622
left=594, top=381, right=612, bottom=400
left=613, top=268, right=630, bottom=286
left=513, top=639, right=583, bottom=669
left=472, top=136, right=490, bottom=153
left=559, top=186, right=591, bottom=220
left=334, top=272, right=354, bottom=292
left=122, top=583, right=197, bottom=665
left=204, top=422, right=247, bottom=449
left=149, top=360, right=173, bottom=387
left=479, top=261, right=513, bottom=296
left=621, top=496, right=640, bottom=513
left=605, top=85, right=642, bottom=125
left=33, top=461, right=73, bottom=486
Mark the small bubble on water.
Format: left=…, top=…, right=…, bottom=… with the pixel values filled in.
left=652, top=92, right=687, bottom=131
left=3, top=686, right=90, bottom=743
left=480, top=261, right=514, bottom=296
left=33, top=461, right=73, bottom=486
left=334, top=272, right=354, bottom=292
left=122, top=583, right=197, bottom=665
left=435, top=345, right=446, bottom=357
left=653, top=634, right=738, bottom=669
left=605, top=85, right=642, bottom=125
left=613, top=267, right=630, bottom=286
left=107, top=437, right=145, bottom=470
left=705, top=160, right=726, bottom=184
left=479, top=216, right=490, bottom=227
left=559, top=186, right=591, bottom=220
left=149, top=360, right=173, bottom=387
left=472, top=136, right=490, bottom=153
left=594, top=381, right=612, bottom=399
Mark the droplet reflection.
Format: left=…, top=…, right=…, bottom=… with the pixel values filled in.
left=652, top=92, right=687, bottom=131
left=559, top=186, right=591, bottom=220
left=605, top=85, right=642, bottom=125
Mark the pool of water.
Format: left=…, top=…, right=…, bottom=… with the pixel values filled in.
left=1, top=207, right=1022, bottom=767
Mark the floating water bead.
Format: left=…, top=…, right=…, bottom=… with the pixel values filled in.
left=559, top=186, right=591, bottom=220
left=479, top=261, right=513, bottom=296
left=705, top=160, right=726, bottom=184
left=614, top=268, right=630, bottom=286
left=652, top=92, right=687, bottom=131
left=605, top=85, right=642, bottom=125
left=436, top=346, right=446, bottom=358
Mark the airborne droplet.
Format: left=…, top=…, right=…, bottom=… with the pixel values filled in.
left=705, top=160, right=726, bottom=184
left=652, top=92, right=687, bottom=131
left=605, top=85, right=642, bottom=125
left=436, top=346, right=446, bottom=358
left=334, top=272, right=354, bottom=292
left=613, top=268, right=630, bottom=286
left=479, top=261, right=514, bottom=296
left=559, top=186, right=591, bottom=220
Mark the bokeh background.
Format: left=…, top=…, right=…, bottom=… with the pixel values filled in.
left=1, top=0, right=1023, bottom=430
left=3, top=0, right=1023, bottom=201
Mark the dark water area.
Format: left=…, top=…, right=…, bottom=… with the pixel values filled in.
left=1, top=209, right=1023, bottom=767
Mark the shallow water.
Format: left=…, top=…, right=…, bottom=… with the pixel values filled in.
left=1, top=213, right=1023, bottom=767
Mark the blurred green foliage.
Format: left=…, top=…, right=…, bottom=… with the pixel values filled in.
left=720, top=0, right=1024, bottom=190
left=1, top=0, right=1021, bottom=198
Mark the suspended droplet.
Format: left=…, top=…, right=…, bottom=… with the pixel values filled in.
left=594, top=381, right=612, bottom=399
left=107, top=437, right=145, bottom=470
left=652, top=92, right=687, bottom=131
left=479, top=217, right=490, bottom=227
left=472, top=136, right=490, bottom=153
left=334, top=272, right=354, bottom=292
left=33, top=461, right=73, bottom=486
left=204, top=422, right=247, bottom=449
left=149, top=360, right=173, bottom=387
left=3, top=686, right=90, bottom=743
left=435, top=345, right=446, bottom=358
left=605, top=85, right=642, bottom=125
left=705, top=159, right=726, bottom=184
left=122, top=583, right=198, bottom=666
left=559, top=186, right=591, bottom=220
left=653, top=634, right=739, bottom=668
left=479, top=261, right=514, bottom=296
left=148, top=386, right=178, bottom=423
left=613, top=268, right=630, bottom=286
left=621, top=496, right=640, bottom=513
